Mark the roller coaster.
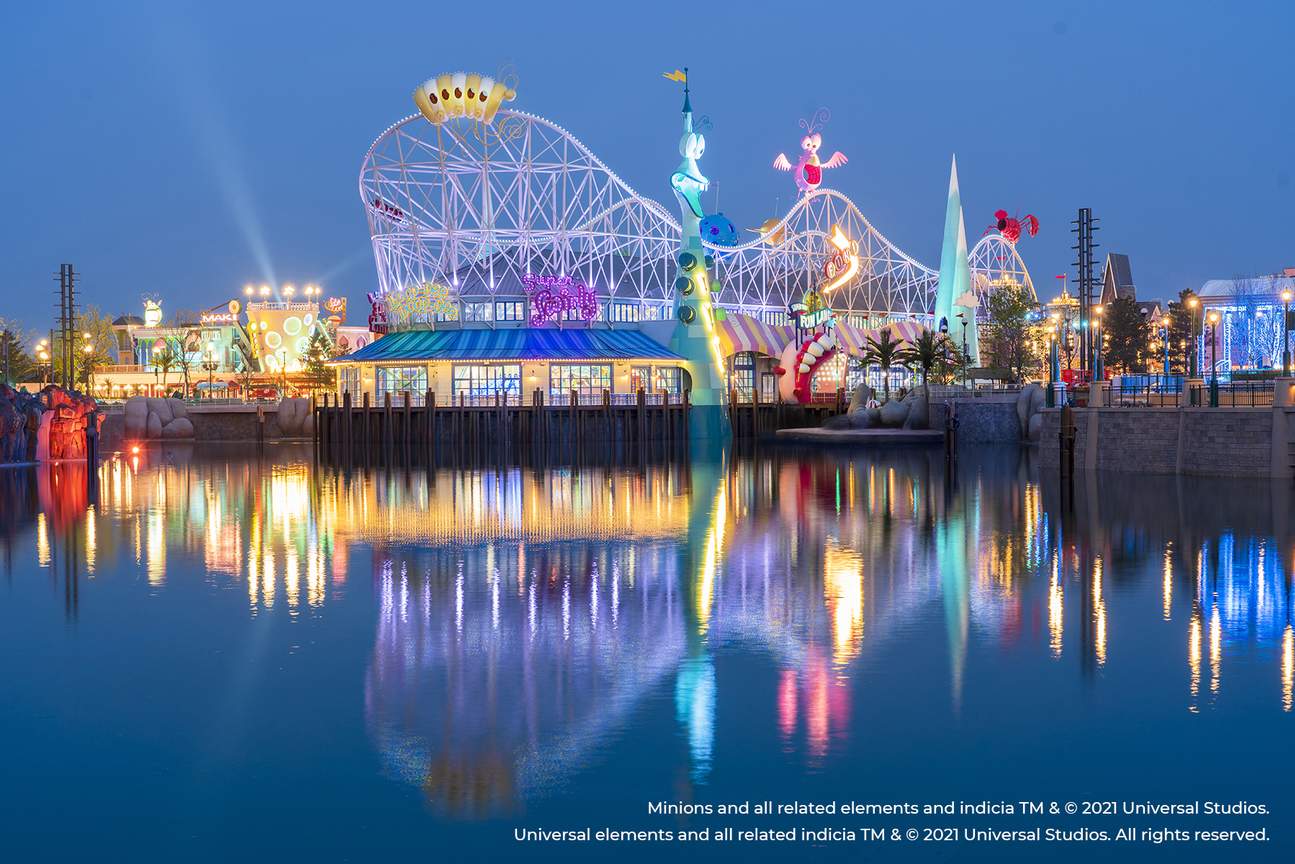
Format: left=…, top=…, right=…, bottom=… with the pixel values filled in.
left=359, top=109, right=1033, bottom=324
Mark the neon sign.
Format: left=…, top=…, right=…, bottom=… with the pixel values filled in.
left=521, top=274, right=598, bottom=326
left=820, top=224, right=859, bottom=295
left=372, top=283, right=458, bottom=331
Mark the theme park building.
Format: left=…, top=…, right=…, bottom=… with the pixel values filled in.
left=330, top=72, right=1036, bottom=422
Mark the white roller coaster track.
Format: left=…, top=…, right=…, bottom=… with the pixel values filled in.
left=359, top=110, right=1034, bottom=324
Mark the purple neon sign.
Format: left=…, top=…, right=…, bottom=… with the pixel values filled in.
left=522, top=274, right=598, bottom=326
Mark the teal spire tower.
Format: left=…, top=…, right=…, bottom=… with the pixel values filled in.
left=932, top=155, right=979, bottom=366
left=667, top=71, right=730, bottom=439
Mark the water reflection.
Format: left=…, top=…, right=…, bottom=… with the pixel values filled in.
left=3, top=444, right=1293, bottom=819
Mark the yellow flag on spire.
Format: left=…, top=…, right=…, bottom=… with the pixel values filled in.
left=662, top=69, right=687, bottom=83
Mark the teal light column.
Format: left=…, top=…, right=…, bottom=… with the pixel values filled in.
left=667, top=75, right=730, bottom=440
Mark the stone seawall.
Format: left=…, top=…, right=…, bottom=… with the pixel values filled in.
left=952, top=400, right=1020, bottom=443
left=1038, top=407, right=1292, bottom=478
left=100, top=405, right=308, bottom=449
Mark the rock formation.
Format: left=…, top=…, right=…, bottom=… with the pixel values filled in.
left=275, top=397, right=315, bottom=438
left=123, top=397, right=194, bottom=440
left=0, top=384, right=101, bottom=463
left=1015, top=383, right=1046, bottom=442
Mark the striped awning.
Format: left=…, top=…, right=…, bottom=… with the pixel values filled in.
left=717, top=313, right=794, bottom=358
left=836, top=319, right=929, bottom=358
left=332, top=327, right=684, bottom=363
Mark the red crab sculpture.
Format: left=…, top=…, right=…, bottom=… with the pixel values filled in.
left=985, top=209, right=1039, bottom=246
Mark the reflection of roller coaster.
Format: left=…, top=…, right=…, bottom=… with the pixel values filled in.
left=360, top=110, right=1033, bottom=323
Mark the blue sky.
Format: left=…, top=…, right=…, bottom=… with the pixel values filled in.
left=2, top=0, right=1293, bottom=330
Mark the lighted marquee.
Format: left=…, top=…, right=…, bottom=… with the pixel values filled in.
left=368, top=282, right=458, bottom=333
left=521, top=274, right=597, bottom=326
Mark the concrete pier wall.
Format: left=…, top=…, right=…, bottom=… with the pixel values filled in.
left=1038, top=406, right=1293, bottom=478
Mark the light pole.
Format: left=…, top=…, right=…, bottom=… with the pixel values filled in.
left=938, top=316, right=949, bottom=386
left=36, top=339, right=50, bottom=387
left=1092, top=305, right=1104, bottom=380
left=956, top=312, right=968, bottom=387
left=1186, top=295, right=1199, bottom=378
left=151, top=344, right=161, bottom=395
left=1282, top=288, right=1292, bottom=377
left=1206, top=310, right=1220, bottom=406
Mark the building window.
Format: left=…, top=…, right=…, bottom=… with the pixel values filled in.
left=462, top=302, right=493, bottom=322
left=376, top=366, right=427, bottom=405
left=451, top=364, right=521, bottom=401
left=494, top=301, right=524, bottom=322
left=730, top=352, right=756, bottom=400
left=339, top=366, right=360, bottom=399
left=609, top=302, right=641, bottom=323
left=550, top=364, right=611, bottom=402
left=630, top=365, right=651, bottom=394
left=653, top=366, right=682, bottom=395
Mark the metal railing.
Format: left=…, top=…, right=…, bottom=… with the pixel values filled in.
left=1100, top=378, right=1273, bottom=408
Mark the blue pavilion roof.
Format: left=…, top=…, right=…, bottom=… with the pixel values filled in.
left=334, top=327, right=684, bottom=363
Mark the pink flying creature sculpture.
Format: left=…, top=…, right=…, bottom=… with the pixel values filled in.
left=773, top=108, right=848, bottom=194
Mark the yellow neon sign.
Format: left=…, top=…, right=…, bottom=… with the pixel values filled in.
left=821, top=224, right=859, bottom=295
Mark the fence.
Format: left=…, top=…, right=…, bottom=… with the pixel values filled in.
left=1100, top=378, right=1273, bottom=408
left=315, top=388, right=691, bottom=465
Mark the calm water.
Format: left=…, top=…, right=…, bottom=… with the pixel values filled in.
left=1, top=444, right=1292, bottom=862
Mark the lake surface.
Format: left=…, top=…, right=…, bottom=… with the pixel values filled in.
left=1, top=444, right=1291, bottom=862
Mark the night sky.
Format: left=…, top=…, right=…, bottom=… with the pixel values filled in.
left=3, top=0, right=1293, bottom=331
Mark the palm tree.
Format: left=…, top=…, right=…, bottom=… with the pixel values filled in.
left=861, top=329, right=903, bottom=402
left=899, top=328, right=954, bottom=427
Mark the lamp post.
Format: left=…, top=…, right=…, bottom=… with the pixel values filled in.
left=956, top=312, right=968, bottom=387
left=938, top=316, right=949, bottom=386
left=151, top=344, right=161, bottom=395
left=1186, top=295, right=1200, bottom=378
left=1282, top=288, right=1292, bottom=377
left=1092, top=304, right=1104, bottom=381
left=36, top=340, right=50, bottom=387
left=1206, top=310, right=1220, bottom=407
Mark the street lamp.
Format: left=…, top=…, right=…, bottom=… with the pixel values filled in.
left=37, top=340, right=50, bottom=387
left=1206, top=310, right=1221, bottom=406
left=81, top=339, right=94, bottom=393
left=953, top=312, right=970, bottom=387
left=1092, top=304, right=1104, bottom=380
left=1282, top=288, right=1292, bottom=377
left=151, top=343, right=161, bottom=395
left=1186, top=295, right=1200, bottom=378
left=938, top=316, right=949, bottom=387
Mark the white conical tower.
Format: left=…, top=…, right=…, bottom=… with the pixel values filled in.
left=932, top=155, right=979, bottom=365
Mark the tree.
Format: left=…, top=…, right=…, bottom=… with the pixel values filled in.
left=860, top=329, right=903, bottom=401
left=158, top=310, right=201, bottom=397
left=301, top=328, right=339, bottom=396
left=1102, top=295, right=1149, bottom=373
left=981, top=284, right=1040, bottom=383
left=899, top=328, right=955, bottom=427
left=155, top=343, right=179, bottom=393
left=1165, top=289, right=1199, bottom=375
left=1227, top=275, right=1280, bottom=369
left=72, top=306, right=119, bottom=392
left=0, top=321, right=38, bottom=385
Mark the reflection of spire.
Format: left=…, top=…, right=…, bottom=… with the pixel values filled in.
left=674, top=655, right=715, bottom=782
left=936, top=510, right=970, bottom=710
